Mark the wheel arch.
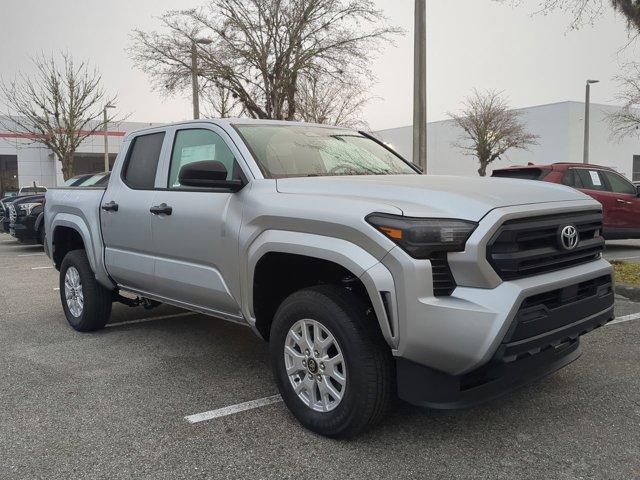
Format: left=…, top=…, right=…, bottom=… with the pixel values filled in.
left=244, top=230, right=399, bottom=348
left=49, top=213, right=114, bottom=289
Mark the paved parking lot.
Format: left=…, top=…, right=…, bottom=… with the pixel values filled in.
left=604, top=239, right=640, bottom=264
left=1, top=233, right=639, bottom=479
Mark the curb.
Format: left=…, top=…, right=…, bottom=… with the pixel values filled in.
left=615, top=283, right=640, bottom=302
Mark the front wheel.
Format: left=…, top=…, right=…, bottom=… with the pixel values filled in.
left=59, top=249, right=112, bottom=332
left=269, top=285, right=394, bottom=438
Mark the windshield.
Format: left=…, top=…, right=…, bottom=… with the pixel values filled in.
left=79, top=173, right=109, bottom=187
left=235, top=125, right=417, bottom=178
left=64, top=175, right=90, bottom=186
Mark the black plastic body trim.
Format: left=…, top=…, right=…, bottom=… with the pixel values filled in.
left=397, top=340, right=582, bottom=409
left=397, top=275, right=615, bottom=409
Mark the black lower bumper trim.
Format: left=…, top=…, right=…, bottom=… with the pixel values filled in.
left=397, top=339, right=582, bottom=409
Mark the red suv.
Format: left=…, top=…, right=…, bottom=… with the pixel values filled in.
left=492, top=163, right=640, bottom=239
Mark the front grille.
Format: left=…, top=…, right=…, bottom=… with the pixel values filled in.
left=487, top=211, right=604, bottom=280
left=430, top=252, right=456, bottom=296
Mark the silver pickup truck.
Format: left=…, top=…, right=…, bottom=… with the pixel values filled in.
left=45, top=119, right=614, bottom=437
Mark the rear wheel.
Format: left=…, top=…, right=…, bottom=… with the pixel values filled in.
left=59, top=249, right=112, bottom=332
left=269, top=285, right=394, bottom=438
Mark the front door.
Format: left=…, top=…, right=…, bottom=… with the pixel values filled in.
left=101, top=131, right=167, bottom=292
left=149, top=126, right=246, bottom=317
left=600, top=169, right=640, bottom=231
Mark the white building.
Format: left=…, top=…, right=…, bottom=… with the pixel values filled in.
left=375, top=101, right=640, bottom=181
left=0, top=119, right=158, bottom=196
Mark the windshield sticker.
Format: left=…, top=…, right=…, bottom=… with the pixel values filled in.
left=181, top=144, right=215, bottom=163
left=589, top=170, right=602, bottom=186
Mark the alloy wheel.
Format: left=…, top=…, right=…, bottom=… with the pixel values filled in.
left=284, top=318, right=347, bottom=412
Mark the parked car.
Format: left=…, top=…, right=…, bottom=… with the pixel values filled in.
left=9, top=173, right=110, bottom=244
left=8, top=194, right=46, bottom=244
left=45, top=119, right=613, bottom=437
left=492, top=162, right=640, bottom=239
left=1, top=195, right=31, bottom=233
left=1, top=186, right=47, bottom=232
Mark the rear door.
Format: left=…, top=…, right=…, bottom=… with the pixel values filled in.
left=101, top=131, right=168, bottom=292
left=147, top=125, right=247, bottom=317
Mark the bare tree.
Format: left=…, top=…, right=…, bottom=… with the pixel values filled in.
left=129, top=0, right=400, bottom=120
left=0, top=53, right=118, bottom=180
left=608, top=62, right=640, bottom=138
left=201, top=84, right=245, bottom=118
left=504, top=0, right=640, bottom=32
left=449, top=90, right=539, bottom=177
left=295, top=73, right=371, bottom=128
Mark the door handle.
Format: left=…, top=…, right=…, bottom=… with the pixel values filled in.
left=149, top=203, right=173, bottom=215
left=616, top=198, right=632, bottom=205
left=101, top=201, right=119, bottom=212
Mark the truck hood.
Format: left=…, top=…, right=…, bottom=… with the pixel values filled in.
left=276, top=175, right=592, bottom=221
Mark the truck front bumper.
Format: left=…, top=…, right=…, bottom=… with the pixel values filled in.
left=396, top=290, right=613, bottom=409
left=10, top=215, right=38, bottom=243
left=389, top=258, right=614, bottom=408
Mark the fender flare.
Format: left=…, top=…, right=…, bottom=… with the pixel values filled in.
left=49, top=213, right=113, bottom=288
left=243, top=230, right=399, bottom=347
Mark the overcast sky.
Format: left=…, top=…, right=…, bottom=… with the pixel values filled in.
left=1, top=0, right=639, bottom=130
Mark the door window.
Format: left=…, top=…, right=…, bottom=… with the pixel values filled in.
left=562, top=169, right=580, bottom=187
left=574, top=169, right=607, bottom=191
left=601, top=170, right=636, bottom=195
left=168, top=129, right=238, bottom=188
left=122, top=132, right=165, bottom=189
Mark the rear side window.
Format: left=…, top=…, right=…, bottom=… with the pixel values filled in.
left=122, top=132, right=165, bottom=189
left=562, top=169, right=580, bottom=187
left=492, top=168, right=548, bottom=180
left=573, top=169, right=607, bottom=191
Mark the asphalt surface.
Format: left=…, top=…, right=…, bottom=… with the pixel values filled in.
left=1, top=233, right=639, bottom=480
left=604, top=239, right=640, bottom=264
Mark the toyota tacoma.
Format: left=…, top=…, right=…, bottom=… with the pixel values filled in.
left=44, top=119, right=614, bottom=437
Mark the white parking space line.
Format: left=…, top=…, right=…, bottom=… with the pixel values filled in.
left=53, top=287, right=60, bottom=291
left=609, top=312, right=640, bottom=326
left=31, top=266, right=53, bottom=270
left=18, top=253, right=45, bottom=257
left=185, top=395, right=283, bottom=424
left=105, top=311, right=197, bottom=328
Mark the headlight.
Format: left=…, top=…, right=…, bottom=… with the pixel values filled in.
left=19, top=202, right=42, bottom=215
left=366, top=213, right=477, bottom=259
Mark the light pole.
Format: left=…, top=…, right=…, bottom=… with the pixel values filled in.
left=191, top=38, right=213, bottom=119
left=103, top=103, right=116, bottom=172
left=412, top=0, right=427, bottom=174
left=583, top=79, right=599, bottom=164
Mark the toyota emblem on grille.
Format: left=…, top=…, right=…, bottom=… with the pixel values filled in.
left=559, top=225, right=579, bottom=251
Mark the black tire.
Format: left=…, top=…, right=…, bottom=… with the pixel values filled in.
left=59, top=249, right=112, bottom=332
left=269, top=285, right=394, bottom=438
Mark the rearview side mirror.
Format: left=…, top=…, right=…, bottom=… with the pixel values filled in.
left=178, top=160, right=243, bottom=191
left=636, top=185, right=640, bottom=197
